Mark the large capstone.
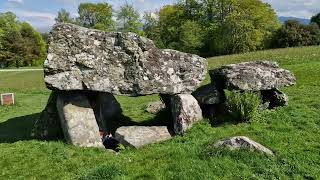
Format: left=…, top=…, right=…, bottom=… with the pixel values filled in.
left=210, top=61, right=296, bottom=91
left=44, top=23, right=207, bottom=96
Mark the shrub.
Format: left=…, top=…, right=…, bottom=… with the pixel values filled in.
left=225, top=91, right=261, bottom=122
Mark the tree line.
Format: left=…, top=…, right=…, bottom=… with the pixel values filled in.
left=54, top=0, right=320, bottom=57
left=1, top=0, right=320, bottom=68
left=0, top=12, right=46, bottom=68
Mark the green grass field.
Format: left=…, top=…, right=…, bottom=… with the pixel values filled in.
left=0, top=46, right=320, bottom=179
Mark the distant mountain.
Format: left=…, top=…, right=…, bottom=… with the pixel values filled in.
left=279, top=16, right=310, bottom=25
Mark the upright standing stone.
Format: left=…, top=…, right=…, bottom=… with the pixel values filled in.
left=56, top=92, right=103, bottom=148
left=170, top=94, right=203, bottom=135
left=31, top=92, right=63, bottom=140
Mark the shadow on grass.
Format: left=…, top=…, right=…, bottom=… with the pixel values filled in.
left=0, top=108, right=174, bottom=144
left=0, top=113, right=40, bottom=143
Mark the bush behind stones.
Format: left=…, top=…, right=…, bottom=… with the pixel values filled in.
left=225, top=91, right=261, bottom=123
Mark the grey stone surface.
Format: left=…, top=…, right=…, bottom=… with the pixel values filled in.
left=261, top=89, right=289, bottom=108
left=170, top=94, right=203, bottom=135
left=210, top=61, right=296, bottom=91
left=114, top=126, right=172, bottom=148
left=146, top=101, right=165, bottom=114
left=192, top=84, right=225, bottom=105
left=56, top=92, right=104, bottom=148
left=31, top=92, right=63, bottom=140
left=44, top=23, right=207, bottom=96
left=214, top=136, right=274, bottom=155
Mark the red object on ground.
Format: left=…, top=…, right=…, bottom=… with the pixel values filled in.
left=1, top=93, right=15, bottom=106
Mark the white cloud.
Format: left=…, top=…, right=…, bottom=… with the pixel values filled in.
left=8, top=0, right=23, bottom=3
left=7, top=9, right=56, bottom=32
left=262, top=0, right=320, bottom=18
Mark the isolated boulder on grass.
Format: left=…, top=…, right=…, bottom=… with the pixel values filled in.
left=214, top=136, right=274, bottom=155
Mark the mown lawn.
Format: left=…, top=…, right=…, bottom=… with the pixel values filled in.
left=0, top=46, right=320, bottom=179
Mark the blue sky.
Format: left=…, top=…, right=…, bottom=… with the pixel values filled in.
left=0, top=0, right=319, bottom=32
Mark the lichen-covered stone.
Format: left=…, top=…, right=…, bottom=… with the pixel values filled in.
left=31, top=92, right=63, bottom=140
left=115, top=126, right=172, bottom=148
left=146, top=101, right=165, bottom=114
left=214, top=136, right=274, bottom=155
left=261, top=89, right=289, bottom=108
left=44, top=23, right=207, bottom=96
left=170, top=94, right=203, bottom=135
left=56, top=92, right=103, bottom=148
left=192, top=84, right=225, bottom=105
left=210, top=61, right=296, bottom=91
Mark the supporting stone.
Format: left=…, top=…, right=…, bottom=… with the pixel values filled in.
left=170, top=94, right=203, bottom=135
left=56, top=92, right=103, bottom=148
left=31, top=92, right=63, bottom=140
left=192, top=84, right=225, bottom=105
left=115, top=126, right=172, bottom=148
left=192, top=84, right=226, bottom=118
left=261, top=89, right=289, bottom=108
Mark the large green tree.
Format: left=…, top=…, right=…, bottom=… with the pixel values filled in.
left=77, top=2, right=115, bottom=31
left=154, top=0, right=280, bottom=55
left=0, top=12, right=46, bottom=68
left=55, top=8, right=74, bottom=23
left=311, top=13, right=320, bottom=27
left=218, top=0, right=280, bottom=54
left=143, top=12, right=163, bottom=48
left=116, top=3, right=143, bottom=35
left=273, top=20, right=320, bottom=48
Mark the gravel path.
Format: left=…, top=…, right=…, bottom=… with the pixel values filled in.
left=0, top=69, right=43, bottom=72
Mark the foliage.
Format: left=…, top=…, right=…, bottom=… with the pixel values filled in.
left=0, top=12, right=46, bottom=68
left=79, top=165, right=125, bottom=180
left=273, top=20, right=320, bottom=48
left=116, top=3, right=144, bottom=35
left=55, top=8, right=73, bottom=23
left=143, top=12, right=164, bottom=48
left=179, top=20, right=205, bottom=54
left=311, top=13, right=320, bottom=27
left=77, top=3, right=115, bottom=32
left=225, top=91, right=261, bottom=122
left=145, top=0, right=279, bottom=55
